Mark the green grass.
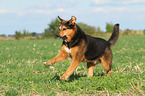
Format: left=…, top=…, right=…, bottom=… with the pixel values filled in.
left=0, top=35, right=145, bottom=95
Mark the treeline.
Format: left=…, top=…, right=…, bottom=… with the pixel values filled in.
left=14, top=18, right=116, bottom=40
left=1, top=18, right=145, bottom=40
left=43, top=18, right=115, bottom=39
left=15, top=30, right=41, bottom=40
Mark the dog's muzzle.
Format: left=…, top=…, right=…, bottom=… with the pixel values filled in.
left=56, top=34, right=67, bottom=40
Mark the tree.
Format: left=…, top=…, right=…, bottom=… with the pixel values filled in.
left=43, top=28, right=54, bottom=38
left=15, top=31, right=23, bottom=40
left=77, top=22, right=97, bottom=36
left=0, top=34, right=6, bottom=37
left=96, top=26, right=104, bottom=33
left=48, top=18, right=60, bottom=38
left=106, top=22, right=114, bottom=33
left=23, top=29, right=27, bottom=36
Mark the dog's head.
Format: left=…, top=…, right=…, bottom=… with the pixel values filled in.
left=56, top=16, right=77, bottom=42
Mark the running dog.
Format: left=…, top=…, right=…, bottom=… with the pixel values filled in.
left=43, top=16, right=119, bottom=80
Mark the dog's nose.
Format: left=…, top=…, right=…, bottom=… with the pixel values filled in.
left=56, top=34, right=62, bottom=39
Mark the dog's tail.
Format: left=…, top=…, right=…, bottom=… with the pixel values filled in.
left=108, top=24, right=119, bottom=47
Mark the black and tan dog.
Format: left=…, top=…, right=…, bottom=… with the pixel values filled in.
left=43, top=16, right=119, bottom=80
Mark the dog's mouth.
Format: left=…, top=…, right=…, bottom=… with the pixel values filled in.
left=56, top=34, right=67, bottom=40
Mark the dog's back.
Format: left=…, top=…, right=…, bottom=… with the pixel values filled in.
left=84, top=24, right=119, bottom=60
left=85, top=35, right=110, bottom=60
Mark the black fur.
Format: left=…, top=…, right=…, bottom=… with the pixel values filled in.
left=85, top=35, right=110, bottom=60
left=108, top=24, right=119, bottom=46
left=62, top=23, right=119, bottom=60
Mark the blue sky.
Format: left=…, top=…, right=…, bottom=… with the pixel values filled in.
left=0, top=0, right=145, bottom=35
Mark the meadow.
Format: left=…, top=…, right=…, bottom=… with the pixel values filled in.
left=0, top=35, right=145, bottom=95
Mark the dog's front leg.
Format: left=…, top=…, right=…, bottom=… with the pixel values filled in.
left=60, top=58, right=82, bottom=80
left=43, top=45, right=68, bottom=66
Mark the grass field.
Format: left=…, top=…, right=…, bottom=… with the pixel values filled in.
left=0, top=35, right=145, bottom=95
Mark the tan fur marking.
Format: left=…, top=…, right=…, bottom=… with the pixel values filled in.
left=87, top=62, right=96, bottom=77
left=60, top=58, right=82, bottom=80
left=60, top=39, right=86, bottom=80
left=100, top=48, right=112, bottom=76
left=44, top=45, right=68, bottom=66
left=59, top=25, right=76, bottom=42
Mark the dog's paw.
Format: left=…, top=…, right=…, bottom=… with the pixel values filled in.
left=43, top=62, right=52, bottom=66
left=60, top=76, right=68, bottom=80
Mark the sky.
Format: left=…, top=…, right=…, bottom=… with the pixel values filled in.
left=0, top=0, right=145, bottom=35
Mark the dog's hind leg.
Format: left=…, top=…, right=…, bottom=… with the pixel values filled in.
left=100, top=48, right=112, bottom=76
left=87, top=62, right=96, bottom=77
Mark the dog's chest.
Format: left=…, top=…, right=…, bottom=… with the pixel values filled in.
left=65, top=46, right=71, bottom=53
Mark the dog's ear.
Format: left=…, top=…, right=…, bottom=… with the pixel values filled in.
left=58, top=16, right=65, bottom=23
left=69, top=16, right=76, bottom=25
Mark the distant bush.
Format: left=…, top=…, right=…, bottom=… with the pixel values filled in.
left=77, top=22, right=98, bottom=36
left=0, top=34, right=6, bottom=37
left=106, top=22, right=114, bottom=33
left=14, top=30, right=41, bottom=40
left=122, top=29, right=144, bottom=35
left=15, top=31, right=23, bottom=40
left=143, top=29, right=145, bottom=35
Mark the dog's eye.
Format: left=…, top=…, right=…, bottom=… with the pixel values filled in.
left=63, top=28, right=66, bottom=31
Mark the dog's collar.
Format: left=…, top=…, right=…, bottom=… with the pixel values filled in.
left=63, top=40, right=70, bottom=48
left=64, top=39, right=68, bottom=43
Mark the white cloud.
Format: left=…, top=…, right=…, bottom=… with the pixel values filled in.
left=92, top=0, right=145, bottom=5
left=92, top=0, right=112, bottom=5
left=92, top=0, right=145, bottom=13
left=93, top=6, right=145, bottom=15
left=93, top=7, right=128, bottom=13
left=93, top=7, right=106, bottom=13
left=0, top=8, right=64, bottom=17
left=36, top=4, right=51, bottom=9
left=17, top=12, right=25, bottom=16
left=0, top=9, right=13, bottom=13
left=122, top=0, right=145, bottom=5
left=57, top=8, right=65, bottom=12
left=34, top=10, right=47, bottom=14
left=111, top=8, right=126, bottom=12
left=0, top=10, right=7, bottom=13
left=16, top=9, right=55, bottom=16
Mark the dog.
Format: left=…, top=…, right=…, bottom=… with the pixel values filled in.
left=43, top=16, right=119, bottom=80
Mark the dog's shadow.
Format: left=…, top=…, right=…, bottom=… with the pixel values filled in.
left=51, top=73, right=87, bottom=82
left=51, top=72, right=106, bottom=82
left=94, top=72, right=106, bottom=77
left=68, top=74, right=87, bottom=82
